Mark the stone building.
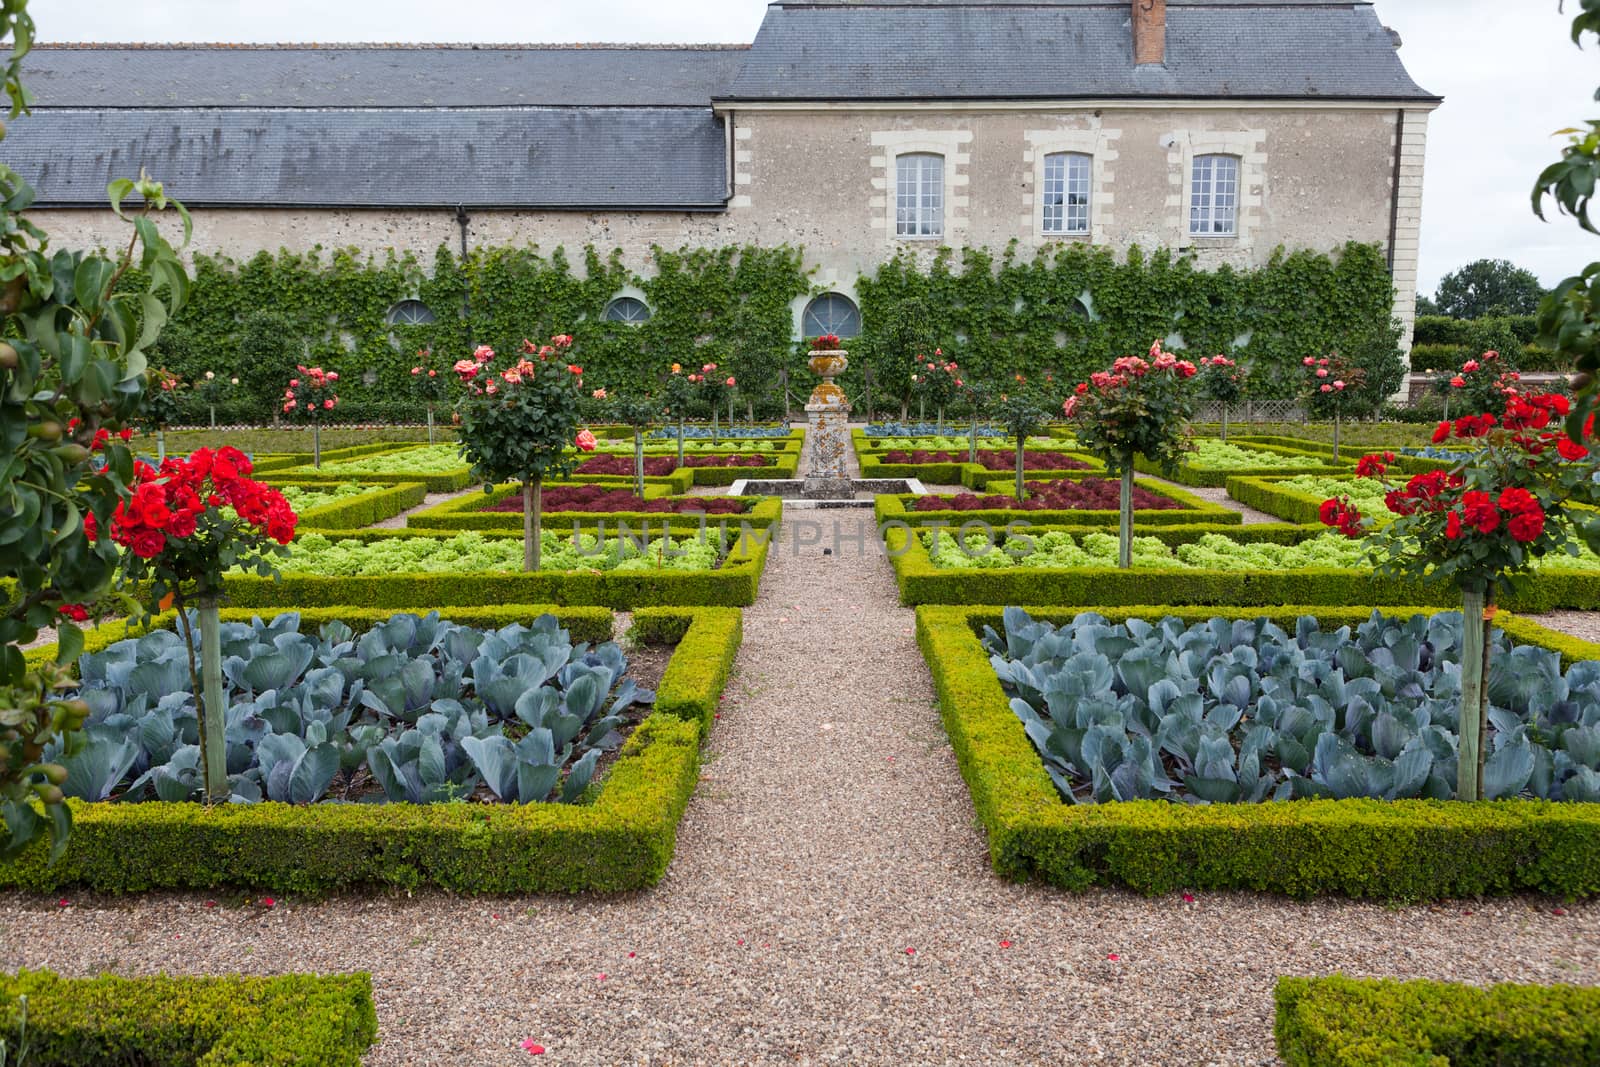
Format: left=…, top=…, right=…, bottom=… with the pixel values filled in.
left=8, top=0, right=1437, bottom=345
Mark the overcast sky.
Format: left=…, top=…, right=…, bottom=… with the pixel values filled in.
left=34, top=0, right=1600, bottom=296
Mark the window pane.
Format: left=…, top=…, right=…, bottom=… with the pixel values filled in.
left=1042, top=153, right=1065, bottom=233
left=1191, top=154, right=1239, bottom=236
left=1064, top=153, right=1090, bottom=234
left=896, top=153, right=943, bottom=238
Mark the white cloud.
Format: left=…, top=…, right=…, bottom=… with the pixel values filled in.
left=33, top=0, right=1600, bottom=296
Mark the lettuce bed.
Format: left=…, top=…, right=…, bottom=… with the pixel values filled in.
left=874, top=478, right=1235, bottom=529
left=1133, top=439, right=1347, bottom=487
left=924, top=530, right=1371, bottom=571
left=917, top=602, right=1600, bottom=899
left=859, top=450, right=1105, bottom=488
left=285, top=531, right=721, bottom=574
left=4, top=604, right=741, bottom=893
left=275, top=444, right=478, bottom=492
left=406, top=484, right=784, bottom=531
left=217, top=527, right=772, bottom=608
left=0, top=971, right=378, bottom=1066
left=1274, top=975, right=1600, bottom=1066
left=265, top=480, right=428, bottom=529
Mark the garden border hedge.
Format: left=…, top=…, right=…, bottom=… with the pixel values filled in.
left=918, top=601, right=1600, bottom=899
left=885, top=523, right=1600, bottom=609
left=1131, top=440, right=1349, bottom=488
left=1232, top=434, right=1457, bottom=475
left=5, top=603, right=743, bottom=893
left=876, top=475, right=1239, bottom=528
left=264, top=480, right=429, bottom=529
left=1274, top=974, right=1600, bottom=1066
left=858, top=449, right=1105, bottom=489
left=274, top=444, right=480, bottom=492
left=0, top=970, right=378, bottom=1066
left=404, top=482, right=784, bottom=531
left=246, top=442, right=412, bottom=475
left=220, top=525, right=773, bottom=608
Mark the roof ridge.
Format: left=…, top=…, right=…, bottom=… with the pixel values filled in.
left=31, top=41, right=752, bottom=51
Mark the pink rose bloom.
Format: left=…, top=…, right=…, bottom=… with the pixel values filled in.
left=1320, top=384, right=1332, bottom=393
left=1062, top=396, right=1078, bottom=417
left=1462, top=360, right=1480, bottom=373
left=428, top=369, right=437, bottom=377
left=283, top=401, right=295, bottom=412
left=1484, top=350, right=1499, bottom=361
left=592, top=388, right=607, bottom=399
left=502, top=368, right=522, bottom=384
left=485, top=382, right=499, bottom=395
left=1302, top=357, right=1316, bottom=366
left=411, top=367, right=422, bottom=375
left=1176, top=361, right=1197, bottom=378
left=576, top=429, right=598, bottom=452
left=327, top=372, right=338, bottom=382
left=1450, top=376, right=1466, bottom=388
left=453, top=359, right=479, bottom=378
left=726, top=376, right=736, bottom=387
left=702, top=363, right=716, bottom=374
left=954, top=378, right=963, bottom=387
left=926, top=362, right=935, bottom=370
left=474, top=345, right=495, bottom=364
left=1316, top=368, right=1329, bottom=378
left=289, top=378, right=300, bottom=388
left=1333, top=380, right=1345, bottom=389
left=324, top=398, right=335, bottom=409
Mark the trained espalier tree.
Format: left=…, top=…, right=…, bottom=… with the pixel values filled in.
left=454, top=336, right=587, bottom=571
left=1063, top=342, right=1198, bottom=569
left=1321, top=392, right=1600, bottom=800
left=0, top=0, right=196, bottom=860
left=112, top=448, right=298, bottom=803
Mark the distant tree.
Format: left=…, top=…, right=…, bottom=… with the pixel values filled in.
left=1435, top=258, right=1545, bottom=319
left=236, top=310, right=300, bottom=421
left=1415, top=293, right=1440, bottom=317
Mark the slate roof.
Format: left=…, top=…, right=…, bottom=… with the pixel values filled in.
left=722, top=1, right=1436, bottom=102
left=7, top=107, right=730, bottom=209
left=10, top=3, right=1434, bottom=210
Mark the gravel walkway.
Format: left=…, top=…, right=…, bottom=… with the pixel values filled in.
left=371, top=487, right=480, bottom=530
left=3, top=446, right=1599, bottom=1065
left=1529, top=611, right=1600, bottom=644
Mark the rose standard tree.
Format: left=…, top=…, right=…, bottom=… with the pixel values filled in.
left=410, top=347, right=447, bottom=444
left=454, top=337, right=588, bottom=571
left=601, top=389, right=660, bottom=498
left=990, top=377, right=1053, bottom=504
left=910, top=350, right=961, bottom=435
left=1197, top=354, right=1246, bottom=442
left=1321, top=392, right=1600, bottom=799
left=661, top=362, right=696, bottom=466
left=1301, top=354, right=1364, bottom=463
left=281, top=364, right=339, bottom=466
left=137, top=367, right=184, bottom=463
left=112, top=448, right=298, bottom=802
left=1063, top=342, right=1198, bottom=569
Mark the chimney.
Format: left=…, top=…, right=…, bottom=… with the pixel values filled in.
left=1133, top=0, right=1166, bottom=66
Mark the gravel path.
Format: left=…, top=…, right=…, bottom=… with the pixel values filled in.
left=1529, top=611, right=1600, bottom=644
left=372, top=487, right=480, bottom=529
left=3, top=444, right=1599, bottom=1065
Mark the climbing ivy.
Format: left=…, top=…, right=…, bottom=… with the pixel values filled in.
left=148, top=238, right=1396, bottom=422
left=854, top=240, right=1399, bottom=408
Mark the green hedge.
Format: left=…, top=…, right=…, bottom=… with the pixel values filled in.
left=1131, top=440, right=1349, bottom=488
left=215, top=526, right=773, bottom=609
left=273, top=445, right=480, bottom=492
left=1225, top=474, right=1339, bottom=526
left=1230, top=436, right=1457, bottom=475
left=1275, top=975, right=1600, bottom=1066
left=246, top=442, right=411, bottom=475
left=857, top=450, right=1105, bottom=489
left=267, top=480, right=428, bottom=530
left=886, top=524, right=1600, bottom=610
left=0, top=971, right=378, bottom=1066
left=4, top=604, right=742, bottom=893
left=918, top=602, right=1600, bottom=899
left=876, top=477, right=1240, bottom=528
left=631, top=606, right=742, bottom=733
left=404, top=483, right=784, bottom=531
left=571, top=469, right=696, bottom=494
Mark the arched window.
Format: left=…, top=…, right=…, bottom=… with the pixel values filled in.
left=802, top=293, right=862, bottom=339
left=895, top=152, right=944, bottom=238
left=385, top=299, right=436, bottom=326
left=1042, top=152, right=1092, bottom=235
left=1190, top=154, right=1240, bottom=236
left=602, top=296, right=652, bottom=324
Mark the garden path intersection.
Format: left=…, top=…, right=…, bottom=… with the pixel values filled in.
left=2, top=449, right=1599, bottom=1064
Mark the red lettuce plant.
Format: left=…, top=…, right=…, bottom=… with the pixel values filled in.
left=913, top=478, right=1181, bottom=512
left=1321, top=390, right=1600, bottom=798
left=1062, top=342, right=1198, bottom=566
left=483, top=485, right=748, bottom=516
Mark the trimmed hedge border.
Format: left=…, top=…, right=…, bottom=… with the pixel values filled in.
left=0, top=970, right=378, bottom=1066
left=1274, top=975, right=1600, bottom=1066
left=858, top=450, right=1106, bottom=489
left=274, top=444, right=480, bottom=493
left=4, top=603, right=742, bottom=893
left=885, top=524, right=1600, bottom=610
left=246, top=442, right=412, bottom=475
left=1232, top=434, right=1457, bottom=475
left=405, top=483, right=784, bottom=531
left=265, top=480, right=429, bottom=530
left=1132, top=440, right=1349, bottom=488
left=572, top=469, right=697, bottom=494
left=878, top=475, right=1240, bottom=528
left=1226, top=474, right=1347, bottom=526
left=918, top=601, right=1600, bottom=899
left=216, top=525, right=773, bottom=609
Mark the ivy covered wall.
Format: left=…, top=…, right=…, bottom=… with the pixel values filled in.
left=148, top=238, right=1398, bottom=422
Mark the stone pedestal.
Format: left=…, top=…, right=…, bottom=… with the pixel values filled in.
left=803, top=349, right=854, bottom=498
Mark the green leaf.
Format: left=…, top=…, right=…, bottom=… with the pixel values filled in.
left=55, top=619, right=84, bottom=666
left=106, top=178, right=136, bottom=220
left=72, top=255, right=114, bottom=313
left=137, top=291, right=167, bottom=349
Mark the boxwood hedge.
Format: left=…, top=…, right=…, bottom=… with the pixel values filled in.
left=4, top=604, right=741, bottom=893
left=1132, top=440, right=1349, bottom=488
left=403, top=483, right=784, bottom=532
left=918, top=602, right=1600, bottom=899
left=0, top=970, right=378, bottom=1067
left=1275, top=975, right=1600, bottom=1066
left=875, top=477, right=1239, bottom=528
left=266, top=481, right=428, bottom=530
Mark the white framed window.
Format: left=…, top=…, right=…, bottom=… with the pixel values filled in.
left=1190, top=154, right=1239, bottom=237
left=895, top=152, right=944, bottom=238
left=1042, top=152, right=1091, bottom=235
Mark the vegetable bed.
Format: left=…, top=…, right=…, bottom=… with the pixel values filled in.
left=1133, top=440, right=1346, bottom=488
left=405, top=485, right=784, bottom=532
left=874, top=479, right=1238, bottom=530
left=576, top=450, right=800, bottom=486
left=914, top=478, right=1181, bottom=512
left=265, top=480, right=428, bottom=529
left=918, top=602, right=1600, bottom=898
left=4, top=604, right=742, bottom=893
left=276, top=444, right=479, bottom=492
